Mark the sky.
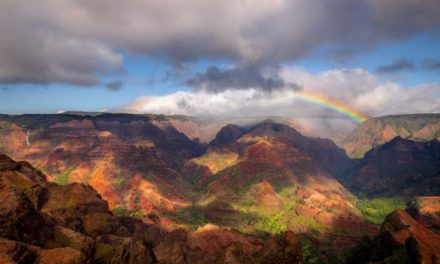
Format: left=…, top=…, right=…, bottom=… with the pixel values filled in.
left=0, top=0, right=439, bottom=121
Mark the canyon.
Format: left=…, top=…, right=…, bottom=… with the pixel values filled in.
left=0, top=113, right=439, bottom=263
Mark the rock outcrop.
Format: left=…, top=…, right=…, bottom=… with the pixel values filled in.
left=347, top=209, right=440, bottom=264
left=0, top=153, right=303, bottom=263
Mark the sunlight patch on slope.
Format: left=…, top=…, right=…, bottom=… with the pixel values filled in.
left=192, top=151, right=239, bottom=174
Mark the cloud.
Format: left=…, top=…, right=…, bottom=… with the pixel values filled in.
left=122, top=67, right=440, bottom=117
left=376, top=58, right=415, bottom=73
left=281, top=67, right=440, bottom=116
left=376, top=58, right=440, bottom=73
left=105, top=80, right=124, bottom=91
left=422, top=59, right=440, bottom=71
left=0, top=0, right=124, bottom=86
left=0, top=0, right=439, bottom=86
left=186, top=64, right=300, bottom=92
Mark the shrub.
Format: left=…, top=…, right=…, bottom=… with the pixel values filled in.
left=356, top=196, right=406, bottom=224
left=176, top=206, right=207, bottom=230
left=130, top=209, right=142, bottom=218
left=148, top=213, right=160, bottom=223
left=115, top=178, right=126, bottom=186
left=53, top=165, right=76, bottom=185
left=112, top=206, right=127, bottom=215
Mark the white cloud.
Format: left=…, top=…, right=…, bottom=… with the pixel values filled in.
left=282, top=67, right=440, bottom=116
left=123, top=67, right=440, bottom=118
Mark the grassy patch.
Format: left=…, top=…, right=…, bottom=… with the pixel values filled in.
left=237, top=135, right=268, bottom=143
left=190, top=171, right=203, bottom=191
left=230, top=189, right=299, bottom=234
left=111, top=206, right=128, bottom=215
left=53, top=164, right=77, bottom=185
left=115, top=177, right=126, bottom=187
left=176, top=206, right=207, bottom=230
left=355, top=196, right=406, bottom=224
left=130, top=209, right=142, bottom=218
left=300, top=235, right=321, bottom=264
left=233, top=172, right=265, bottom=196
left=291, top=216, right=325, bottom=232
left=192, top=151, right=238, bottom=174
left=0, top=121, right=12, bottom=133
left=266, top=199, right=297, bottom=233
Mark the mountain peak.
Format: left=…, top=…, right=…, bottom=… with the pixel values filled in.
left=209, top=124, right=244, bottom=146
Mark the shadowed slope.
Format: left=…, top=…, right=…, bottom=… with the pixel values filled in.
left=344, top=137, right=440, bottom=196
left=347, top=209, right=440, bottom=264
left=342, top=114, right=440, bottom=158
left=0, top=153, right=305, bottom=264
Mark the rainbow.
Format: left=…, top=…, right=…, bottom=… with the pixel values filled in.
left=288, top=91, right=368, bottom=123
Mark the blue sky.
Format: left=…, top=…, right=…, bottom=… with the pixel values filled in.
left=0, top=0, right=439, bottom=115
left=1, top=34, right=438, bottom=114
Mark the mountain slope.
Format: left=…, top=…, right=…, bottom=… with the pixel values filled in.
left=347, top=209, right=440, bottom=264
left=0, top=153, right=306, bottom=264
left=342, top=114, right=440, bottom=158
left=0, top=113, right=205, bottom=225
left=186, top=122, right=367, bottom=240
left=343, top=137, right=440, bottom=196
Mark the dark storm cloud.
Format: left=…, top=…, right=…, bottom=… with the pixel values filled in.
left=376, top=59, right=416, bottom=73
left=376, top=58, right=440, bottom=73
left=186, top=65, right=300, bottom=92
left=422, top=59, right=440, bottom=71
left=0, top=0, right=439, bottom=87
left=105, top=80, right=124, bottom=91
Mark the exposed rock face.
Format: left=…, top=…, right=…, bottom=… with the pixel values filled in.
left=0, top=153, right=303, bottom=263
left=0, top=153, right=156, bottom=263
left=7, top=113, right=440, bottom=262
left=0, top=114, right=205, bottom=224
left=0, top=114, right=357, bottom=231
left=342, top=114, right=440, bottom=158
left=347, top=209, right=440, bottom=264
left=344, top=137, right=440, bottom=196
left=189, top=122, right=366, bottom=237
left=407, top=196, right=440, bottom=231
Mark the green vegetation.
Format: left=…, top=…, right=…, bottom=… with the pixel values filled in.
left=192, top=151, right=238, bottom=174
left=130, top=209, right=142, bottom=218
left=176, top=206, right=207, bottom=230
left=355, top=196, right=406, bottom=224
left=300, top=236, right=321, bottom=264
left=94, top=243, right=114, bottom=260
left=0, top=121, right=12, bottom=133
left=115, top=177, right=126, bottom=187
left=232, top=172, right=264, bottom=196
left=237, top=135, right=268, bottom=143
left=147, top=213, right=160, bottom=223
left=290, top=216, right=325, bottom=232
left=0, top=114, right=81, bottom=130
left=111, top=206, right=128, bottom=215
left=278, top=185, right=298, bottom=197
left=229, top=185, right=327, bottom=235
left=53, top=164, right=77, bottom=185
left=111, top=206, right=142, bottom=217
left=265, top=199, right=297, bottom=233
left=189, top=171, right=203, bottom=191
